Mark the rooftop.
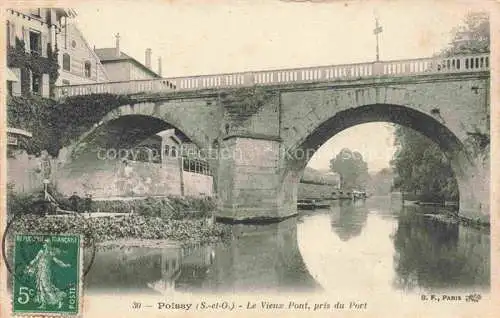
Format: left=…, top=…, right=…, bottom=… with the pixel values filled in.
left=94, top=48, right=133, bottom=61
left=95, top=48, right=161, bottom=78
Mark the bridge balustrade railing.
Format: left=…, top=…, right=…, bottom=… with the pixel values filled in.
left=54, top=78, right=177, bottom=99
left=377, top=54, right=489, bottom=76
left=54, top=53, right=489, bottom=99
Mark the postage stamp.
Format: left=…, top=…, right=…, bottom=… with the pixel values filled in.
left=12, top=234, right=82, bottom=316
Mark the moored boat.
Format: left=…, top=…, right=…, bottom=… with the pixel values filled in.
left=297, top=199, right=330, bottom=210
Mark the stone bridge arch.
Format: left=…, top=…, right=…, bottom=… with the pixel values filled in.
left=216, top=79, right=489, bottom=223
left=278, top=102, right=486, bottom=222
left=56, top=100, right=223, bottom=199
left=70, top=101, right=218, bottom=159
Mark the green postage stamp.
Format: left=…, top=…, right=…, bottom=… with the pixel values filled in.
left=12, top=234, right=83, bottom=316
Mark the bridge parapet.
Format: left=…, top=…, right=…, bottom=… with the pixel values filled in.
left=54, top=53, right=489, bottom=100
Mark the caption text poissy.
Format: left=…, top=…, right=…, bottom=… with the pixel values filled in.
left=131, top=300, right=367, bottom=312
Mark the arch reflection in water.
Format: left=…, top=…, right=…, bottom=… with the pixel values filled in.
left=147, top=248, right=182, bottom=295
left=84, top=218, right=319, bottom=294
left=392, top=208, right=490, bottom=292
left=297, top=198, right=490, bottom=294
left=84, top=244, right=216, bottom=294
left=203, top=218, right=319, bottom=293
left=84, top=201, right=489, bottom=294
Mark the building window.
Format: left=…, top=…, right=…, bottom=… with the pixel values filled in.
left=84, top=61, right=91, bottom=78
left=21, top=68, right=30, bottom=95
left=62, top=53, right=70, bottom=71
left=9, top=23, right=15, bottom=47
left=181, top=159, right=211, bottom=175
left=6, top=21, right=10, bottom=48
left=32, top=73, right=41, bottom=95
left=71, top=40, right=76, bottom=48
left=45, top=9, right=52, bottom=25
left=29, top=30, right=41, bottom=55
left=62, top=80, right=70, bottom=85
left=30, top=8, right=41, bottom=17
left=7, top=81, right=13, bottom=96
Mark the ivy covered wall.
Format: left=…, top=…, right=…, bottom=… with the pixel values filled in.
left=7, top=38, right=59, bottom=97
left=7, top=94, right=133, bottom=157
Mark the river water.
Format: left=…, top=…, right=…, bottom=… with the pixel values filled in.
left=84, top=196, right=490, bottom=296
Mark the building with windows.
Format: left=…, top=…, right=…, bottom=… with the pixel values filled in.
left=91, top=37, right=213, bottom=197
left=162, top=131, right=213, bottom=197
left=94, top=34, right=162, bottom=81
left=5, top=8, right=77, bottom=194
left=6, top=8, right=109, bottom=90
left=130, top=129, right=214, bottom=197
left=5, top=10, right=211, bottom=197
left=56, top=23, right=109, bottom=85
left=6, top=8, right=76, bottom=97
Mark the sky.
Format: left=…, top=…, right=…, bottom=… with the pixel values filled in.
left=70, top=0, right=483, bottom=173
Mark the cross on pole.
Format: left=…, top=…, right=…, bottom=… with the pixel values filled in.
left=373, top=17, right=383, bottom=61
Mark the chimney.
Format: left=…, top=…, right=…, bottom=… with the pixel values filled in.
left=115, top=33, right=120, bottom=57
left=145, top=48, right=152, bottom=69
left=157, top=57, right=162, bottom=76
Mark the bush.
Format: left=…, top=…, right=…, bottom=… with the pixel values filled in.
left=7, top=214, right=231, bottom=247
left=91, top=196, right=215, bottom=220
left=6, top=183, right=85, bottom=216
left=8, top=188, right=216, bottom=221
left=6, top=183, right=35, bottom=217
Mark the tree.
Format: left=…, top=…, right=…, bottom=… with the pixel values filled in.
left=390, top=11, right=489, bottom=203
left=330, top=148, right=369, bottom=190
left=367, top=168, right=394, bottom=196
left=441, top=11, right=489, bottom=56
left=442, top=11, right=491, bottom=161
left=390, top=126, right=458, bottom=202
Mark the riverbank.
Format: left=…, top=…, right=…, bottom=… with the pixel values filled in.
left=400, top=197, right=489, bottom=229
left=96, top=238, right=182, bottom=249
left=421, top=211, right=489, bottom=232
left=8, top=214, right=232, bottom=247
left=7, top=192, right=233, bottom=246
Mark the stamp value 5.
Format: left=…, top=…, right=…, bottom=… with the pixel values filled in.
left=12, top=234, right=82, bottom=316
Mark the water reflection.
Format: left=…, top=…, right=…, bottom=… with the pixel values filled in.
left=330, top=200, right=369, bottom=241
left=85, top=218, right=319, bottom=294
left=392, top=209, right=490, bottom=291
left=84, top=198, right=490, bottom=295
left=203, top=218, right=319, bottom=293
left=84, top=244, right=218, bottom=294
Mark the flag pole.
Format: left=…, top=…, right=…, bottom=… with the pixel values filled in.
left=374, top=17, right=382, bottom=62
left=376, top=18, right=380, bottom=61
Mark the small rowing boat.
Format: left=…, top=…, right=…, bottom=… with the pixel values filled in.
left=297, top=199, right=330, bottom=210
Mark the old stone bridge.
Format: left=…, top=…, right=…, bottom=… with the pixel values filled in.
left=55, top=54, right=490, bottom=223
